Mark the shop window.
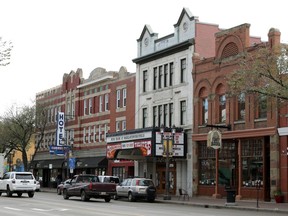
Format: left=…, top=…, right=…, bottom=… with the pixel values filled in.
left=241, top=139, right=263, bottom=187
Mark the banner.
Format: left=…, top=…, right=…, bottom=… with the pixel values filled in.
left=56, top=112, right=65, bottom=146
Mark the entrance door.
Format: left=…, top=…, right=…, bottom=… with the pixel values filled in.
left=156, top=162, right=176, bottom=195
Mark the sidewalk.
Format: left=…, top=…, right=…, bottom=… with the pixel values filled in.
left=41, top=187, right=288, bottom=214
left=156, top=194, right=288, bottom=214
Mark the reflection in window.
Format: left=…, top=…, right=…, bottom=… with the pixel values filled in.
left=202, top=97, right=208, bottom=124
left=241, top=139, right=263, bottom=187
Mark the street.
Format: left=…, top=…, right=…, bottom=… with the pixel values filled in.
left=0, top=192, right=285, bottom=216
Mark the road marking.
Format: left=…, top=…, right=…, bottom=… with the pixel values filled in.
left=31, top=208, right=69, bottom=212
left=4, top=207, right=21, bottom=211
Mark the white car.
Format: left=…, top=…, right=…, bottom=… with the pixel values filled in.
left=0, top=171, right=37, bottom=197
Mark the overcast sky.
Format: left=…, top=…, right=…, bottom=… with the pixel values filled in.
left=0, top=0, right=287, bottom=115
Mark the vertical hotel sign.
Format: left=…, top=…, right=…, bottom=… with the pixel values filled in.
left=56, top=112, right=65, bottom=146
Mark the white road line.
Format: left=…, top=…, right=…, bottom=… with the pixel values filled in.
left=4, top=207, right=21, bottom=211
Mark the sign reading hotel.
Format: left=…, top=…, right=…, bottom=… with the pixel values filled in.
left=56, top=112, right=65, bottom=146
left=207, top=129, right=222, bottom=149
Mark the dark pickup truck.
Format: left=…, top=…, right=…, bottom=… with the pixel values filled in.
left=62, top=174, right=116, bottom=202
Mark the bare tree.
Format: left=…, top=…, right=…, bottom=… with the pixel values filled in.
left=0, top=37, right=13, bottom=66
left=0, top=104, right=47, bottom=171
left=227, top=44, right=288, bottom=101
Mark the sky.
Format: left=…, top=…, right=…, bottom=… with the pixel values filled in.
left=1, top=0, right=288, bottom=115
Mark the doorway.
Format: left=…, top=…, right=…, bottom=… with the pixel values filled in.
left=156, top=161, right=176, bottom=195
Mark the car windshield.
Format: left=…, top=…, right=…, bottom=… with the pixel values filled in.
left=137, top=179, right=154, bottom=186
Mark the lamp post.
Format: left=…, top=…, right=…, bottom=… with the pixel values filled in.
left=161, top=124, right=176, bottom=200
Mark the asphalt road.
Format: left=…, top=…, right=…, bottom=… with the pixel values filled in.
left=0, top=192, right=284, bottom=216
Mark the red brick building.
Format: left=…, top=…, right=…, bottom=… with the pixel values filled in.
left=192, top=23, right=287, bottom=202
left=33, top=67, right=135, bottom=186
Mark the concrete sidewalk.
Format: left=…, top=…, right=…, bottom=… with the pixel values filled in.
left=41, top=187, right=288, bottom=214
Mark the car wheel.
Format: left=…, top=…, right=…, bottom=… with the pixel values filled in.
left=28, top=192, right=34, bottom=198
left=128, top=192, right=135, bottom=202
left=57, top=188, right=61, bottom=195
left=63, top=189, right=69, bottom=200
left=17, top=193, right=22, bottom=197
left=104, top=197, right=111, bottom=202
left=81, top=190, right=89, bottom=201
left=6, top=186, right=13, bottom=197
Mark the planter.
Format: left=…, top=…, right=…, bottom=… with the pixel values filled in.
left=274, top=195, right=284, bottom=203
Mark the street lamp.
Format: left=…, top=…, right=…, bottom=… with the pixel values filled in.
left=161, top=124, right=176, bottom=200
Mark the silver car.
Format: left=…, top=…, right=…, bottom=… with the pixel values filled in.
left=115, top=178, right=156, bottom=202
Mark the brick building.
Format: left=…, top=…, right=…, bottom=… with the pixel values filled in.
left=33, top=66, right=135, bottom=187
left=192, top=23, right=287, bottom=202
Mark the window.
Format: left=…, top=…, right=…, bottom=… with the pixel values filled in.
left=99, top=95, right=103, bottom=112
left=51, top=108, right=54, bottom=122
left=122, top=121, right=126, bottom=131
left=94, top=126, right=96, bottom=142
left=164, top=104, right=168, bottom=127
left=237, top=93, right=245, bottom=121
left=98, top=125, right=102, bottom=142
left=169, top=103, right=174, bottom=127
left=180, top=101, right=186, bottom=125
left=153, top=106, right=157, bottom=127
left=105, top=93, right=109, bottom=111
left=153, top=68, right=157, bottom=90
left=54, top=107, right=58, bottom=122
left=180, top=58, right=186, bottom=83
left=164, top=64, right=168, bottom=87
left=48, top=109, right=51, bottom=122
left=219, top=95, right=226, bottom=123
left=89, top=98, right=93, bottom=114
left=158, top=105, right=162, bottom=127
left=143, top=70, right=148, bottom=92
left=241, top=139, right=263, bottom=187
left=71, top=101, right=75, bottom=117
left=202, top=98, right=208, bottom=125
left=104, top=124, right=108, bottom=141
left=123, top=88, right=127, bottom=107
left=158, top=66, right=163, bottom=89
left=116, top=121, right=120, bottom=132
left=143, top=108, right=148, bottom=128
left=169, top=63, right=174, bottom=86
left=257, top=95, right=267, bottom=119
left=116, top=90, right=121, bottom=109
left=83, top=128, right=86, bottom=144
left=84, top=99, right=88, bottom=115
left=88, top=126, right=91, bottom=143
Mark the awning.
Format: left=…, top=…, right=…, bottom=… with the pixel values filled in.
left=30, top=159, right=65, bottom=169
left=76, top=157, right=107, bottom=168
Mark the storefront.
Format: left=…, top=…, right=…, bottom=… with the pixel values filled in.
left=106, top=127, right=186, bottom=195
left=196, top=136, right=271, bottom=201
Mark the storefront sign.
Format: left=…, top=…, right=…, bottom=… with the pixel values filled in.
left=155, top=132, right=185, bottom=157
left=106, top=131, right=152, bottom=143
left=106, top=140, right=151, bottom=159
left=207, top=129, right=222, bottom=149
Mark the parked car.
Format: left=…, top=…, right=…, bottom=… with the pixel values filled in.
left=57, top=179, right=71, bottom=195
left=98, top=175, right=120, bottom=184
left=62, top=174, right=117, bottom=202
left=0, top=171, right=37, bottom=197
left=115, top=177, right=156, bottom=202
left=36, top=180, right=41, bottom=192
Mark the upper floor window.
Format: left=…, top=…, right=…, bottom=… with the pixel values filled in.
left=219, top=95, right=226, bottom=123
left=99, top=95, right=103, bottom=112
left=122, top=121, right=126, bottom=131
left=202, top=97, right=208, bottom=125
left=153, top=106, right=157, bottom=127
left=164, top=64, right=168, bottom=87
left=123, top=88, right=127, bottom=107
left=71, top=102, right=75, bottom=117
left=257, top=95, right=267, bottom=119
left=158, top=66, right=163, bottom=88
left=180, top=100, right=186, bottom=125
left=84, top=99, right=88, bottom=115
left=237, top=93, right=245, bottom=121
left=116, top=121, right=120, bottom=132
left=153, top=68, right=158, bottom=90
left=105, top=93, right=109, bottom=111
left=180, top=58, right=186, bottom=83
left=143, top=70, right=148, bottom=92
left=117, top=90, right=121, bottom=109
left=169, top=62, right=174, bottom=86
left=169, top=103, right=174, bottom=127
left=89, top=98, right=93, bottom=114
left=142, top=108, right=148, bottom=128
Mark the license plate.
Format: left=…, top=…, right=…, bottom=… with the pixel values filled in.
left=100, top=192, right=106, bottom=195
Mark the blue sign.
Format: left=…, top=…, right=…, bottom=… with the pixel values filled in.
left=49, top=145, right=70, bottom=155
left=69, top=157, right=76, bottom=169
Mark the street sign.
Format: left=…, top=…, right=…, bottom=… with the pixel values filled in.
left=49, top=145, right=70, bottom=155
